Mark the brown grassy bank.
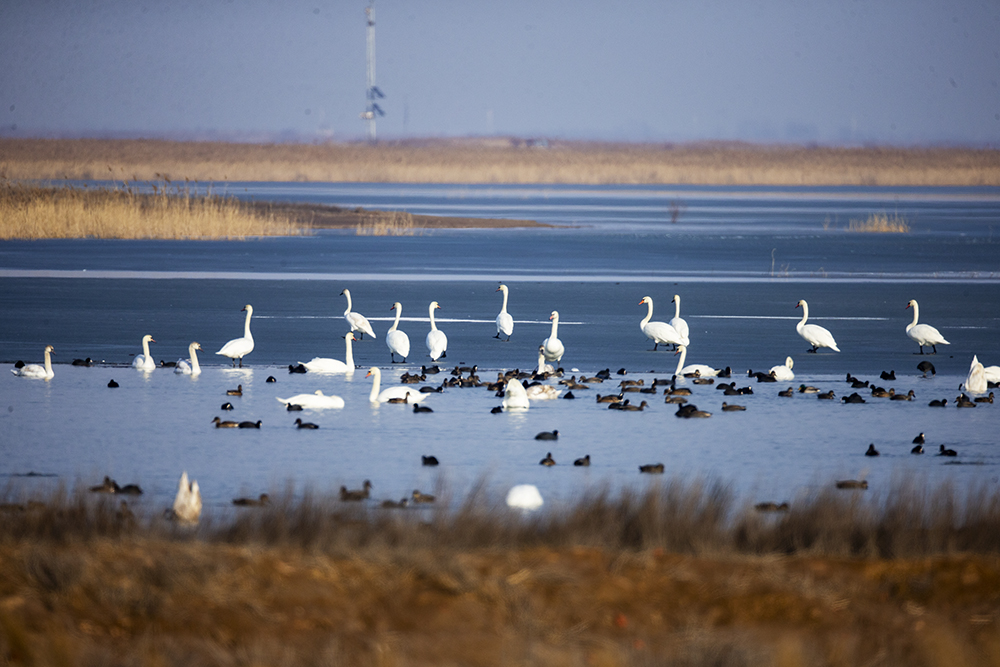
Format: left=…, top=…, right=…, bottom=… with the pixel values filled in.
left=3, top=479, right=1000, bottom=666
left=2, top=138, right=999, bottom=186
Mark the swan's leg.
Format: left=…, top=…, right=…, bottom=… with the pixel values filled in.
left=808, top=346, right=818, bottom=353
left=238, top=357, right=243, bottom=368
left=494, top=332, right=501, bottom=339
left=931, top=345, right=938, bottom=354
left=653, top=343, right=659, bottom=351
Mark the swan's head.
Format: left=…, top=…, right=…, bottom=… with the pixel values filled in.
left=242, top=304, right=253, bottom=314
left=639, top=296, right=652, bottom=306
left=674, top=345, right=687, bottom=355
left=192, top=342, right=202, bottom=351
left=314, top=390, right=325, bottom=396
left=550, top=311, right=559, bottom=321
left=340, top=289, right=349, bottom=297
left=430, top=301, right=441, bottom=310
left=906, top=299, right=917, bottom=310
left=497, top=284, right=508, bottom=293
left=142, top=334, right=155, bottom=344
left=366, top=366, right=380, bottom=378
left=795, top=299, right=806, bottom=309
left=345, top=332, right=356, bottom=341
left=672, top=294, right=681, bottom=303
left=44, top=345, right=54, bottom=354
left=391, top=302, right=402, bottom=311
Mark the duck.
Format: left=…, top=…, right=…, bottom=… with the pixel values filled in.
left=169, top=471, right=202, bottom=524
left=542, top=310, right=566, bottom=362
left=795, top=299, right=840, bottom=352
left=12, top=345, right=56, bottom=380
left=890, top=390, right=915, bottom=401
left=778, top=387, right=794, bottom=397
left=340, top=480, right=373, bottom=501
left=817, top=390, right=836, bottom=400
left=905, top=300, right=950, bottom=355
left=769, top=357, right=795, bottom=381
left=421, top=455, right=439, bottom=466
left=216, top=305, right=254, bottom=367
left=865, top=443, right=880, bottom=456
left=89, top=476, right=120, bottom=493
left=911, top=444, right=924, bottom=454
left=226, top=384, right=243, bottom=396
left=938, top=445, right=958, bottom=457
left=132, top=335, right=156, bottom=372
left=237, top=420, right=262, bottom=429
left=596, top=393, right=624, bottom=404
left=842, top=392, right=866, bottom=404
left=411, top=490, right=436, bottom=503
left=639, top=463, right=665, bottom=474
left=928, top=398, right=948, bottom=407
left=573, top=455, right=591, bottom=467
left=535, top=430, right=559, bottom=441
left=622, top=400, right=648, bottom=411
left=119, top=483, right=143, bottom=495
left=365, top=367, right=427, bottom=404
left=381, top=498, right=409, bottom=509
left=721, top=402, right=746, bottom=411
left=880, top=370, right=896, bottom=381
left=539, top=452, right=556, bottom=466
left=835, top=479, right=868, bottom=490
left=174, top=342, right=203, bottom=375
left=211, top=416, right=239, bottom=428
left=638, top=296, right=686, bottom=350
left=956, top=394, right=977, bottom=408
left=917, top=360, right=937, bottom=377
left=754, top=502, right=789, bottom=512
left=425, top=301, right=448, bottom=361
left=232, top=493, right=270, bottom=507
left=294, top=418, right=319, bottom=429
left=798, top=384, right=820, bottom=394
left=386, top=302, right=411, bottom=363
left=913, top=432, right=925, bottom=445
left=299, top=332, right=356, bottom=374
left=495, top=284, right=514, bottom=341
left=340, top=289, right=376, bottom=339
left=974, top=392, right=995, bottom=404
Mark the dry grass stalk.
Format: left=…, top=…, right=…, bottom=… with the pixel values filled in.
left=847, top=212, right=910, bottom=233
left=0, top=180, right=301, bottom=240
left=355, top=209, right=419, bottom=236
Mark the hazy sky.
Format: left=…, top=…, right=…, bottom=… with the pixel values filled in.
left=1, top=0, right=998, bottom=145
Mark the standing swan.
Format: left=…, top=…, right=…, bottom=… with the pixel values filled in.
left=11, top=345, right=54, bottom=379
left=175, top=342, right=203, bottom=375
left=905, top=299, right=949, bottom=355
left=795, top=300, right=840, bottom=352
left=366, top=367, right=428, bottom=403
left=674, top=345, right=721, bottom=377
left=300, top=332, right=356, bottom=374
left=386, top=302, right=411, bottom=363
left=426, top=301, right=448, bottom=361
left=495, top=284, right=514, bottom=341
left=341, top=289, right=376, bottom=339
left=769, top=356, right=794, bottom=381
left=133, top=334, right=156, bottom=371
left=670, top=294, right=690, bottom=349
left=216, top=305, right=254, bottom=367
left=639, top=297, right=685, bottom=350
left=542, top=311, right=565, bottom=362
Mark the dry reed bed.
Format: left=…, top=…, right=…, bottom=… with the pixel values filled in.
left=2, top=480, right=1000, bottom=666
left=2, top=138, right=1000, bottom=186
left=0, top=180, right=300, bottom=240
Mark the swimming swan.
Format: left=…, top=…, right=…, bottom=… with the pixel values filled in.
left=175, top=342, right=203, bottom=375
left=300, top=332, right=356, bottom=374
left=133, top=334, right=156, bottom=371
left=674, top=345, right=721, bottom=377
left=536, top=345, right=555, bottom=375
left=366, top=366, right=428, bottom=404
left=795, top=300, right=840, bottom=352
left=425, top=301, right=448, bottom=361
left=11, top=345, right=54, bottom=380
left=276, top=390, right=346, bottom=410
left=964, top=355, right=988, bottom=394
left=542, top=310, right=565, bottom=362
left=639, top=297, right=686, bottom=350
left=341, top=289, right=376, bottom=339
left=386, top=302, right=411, bottom=363
left=905, top=299, right=950, bottom=355
left=506, top=484, right=543, bottom=510
left=495, top=284, right=514, bottom=340
left=170, top=471, right=202, bottom=524
left=216, top=304, right=254, bottom=367
left=769, top=356, right=794, bottom=381
left=502, top=378, right=531, bottom=410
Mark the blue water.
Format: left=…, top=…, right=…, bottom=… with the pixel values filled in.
left=1, top=183, right=999, bottom=517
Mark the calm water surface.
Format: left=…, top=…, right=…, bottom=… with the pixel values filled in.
left=2, top=184, right=998, bottom=515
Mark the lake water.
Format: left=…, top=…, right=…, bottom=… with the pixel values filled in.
left=1, top=183, right=999, bottom=516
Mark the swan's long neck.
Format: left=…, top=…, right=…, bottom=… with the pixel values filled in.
left=675, top=346, right=687, bottom=375
left=500, top=287, right=509, bottom=313
left=673, top=297, right=681, bottom=320
left=389, top=305, right=401, bottom=332
left=429, top=304, right=438, bottom=331
left=343, top=291, right=353, bottom=317
left=345, top=335, right=355, bottom=369
left=243, top=309, right=253, bottom=340
left=550, top=313, right=559, bottom=338
left=798, top=302, right=809, bottom=326
left=141, top=337, right=151, bottom=359
left=43, top=348, right=52, bottom=375
left=909, top=302, right=920, bottom=328
left=189, top=343, right=201, bottom=374
left=640, top=300, right=653, bottom=328
left=537, top=350, right=546, bottom=373
left=369, top=368, right=380, bottom=401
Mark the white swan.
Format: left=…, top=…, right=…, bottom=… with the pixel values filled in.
left=216, top=304, right=254, bottom=367
left=769, top=356, right=794, bottom=381
left=526, top=383, right=562, bottom=400
left=506, top=484, right=543, bottom=511
left=366, top=366, right=428, bottom=404
left=639, top=297, right=686, bottom=350
left=984, top=363, right=1000, bottom=384
left=386, top=302, right=411, bottom=363
left=536, top=345, right=555, bottom=375
left=964, top=355, right=988, bottom=394
left=341, top=289, right=376, bottom=339
left=905, top=299, right=950, bottom=355
left=174, top=342, right=202, bottom=375
left=495, top=284, right=514, bottom=341
left=425, top=301, right=448, bottom=361
left=276, top=390, right=346, bottom=409
left=170, top=471, right=202, bottom=524
left=502, top=378, right=530, bottom=410
left=300, top=332, right=356, bottom=374
left=11, top=345, right=54, bottom=380
left=674, top=345, right=721, bottom=377
left=542, top=310, right=565, bottom=362
left=132, top=334, right=156, bottom=371
left=795, top=300, right=840, bottom=352
left=670, top=294, right=690, bottom=347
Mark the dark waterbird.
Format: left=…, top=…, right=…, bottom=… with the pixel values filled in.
left=535, top=430, right=559, bottom=441
left=913, top=432, right=925, bottom=445
left=238, top=420, right=262, bottom=429
left=865, top=443, right=880, bottom=457
left=221, top=402, right=234, bottom=411
left=233, top=493, right=270, bottom=507
left=573, top=455, right=591, bottom=466
left=294, top=418, right=319, bottom=429
left=880, top=370, right=896, bottom=381
left=639, top=463, right=665, bottom=474
left=413, top=403, right=434, bottom=413
left=72, top=357, right=93, bottom=366
left=917, top=360, right=936, bottom=377
left=938, top=445, right=958, bottom=457
left=107, top=379, right=119, bottom=388
left=421, top=455, right=439, bottom=466
left=539, top=452, right=556, bottom=466
left=340, top=480, right=372, bottom=501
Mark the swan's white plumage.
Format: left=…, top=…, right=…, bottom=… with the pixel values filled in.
left=965, top=355, right=988, bottom=394
left=506, top=484, right=543, bottom=510
left=536, top=346, right=554, bottom=375
left=171, top=471, right=202, bottom=524
left=674, top=345, right=721, bottom=377
left=502, top=378, right=530, bottom=410
left=526, top=383, right=562, bottom=400
left=133, top=334, right=156, bottom=371
left=496, top=284, right=514, bottom=340
left=216, top=305, right=255, bottom=366
left=770, top=356, right=794, bottom=381
left=905, top=299, right=950, bottom=352
left=795, top=300, right=840, bottom=352
left=12, top=345, right=54, bottom=379
left=341, top=289, right=376, bottom=339
left=174, top=342, right=202, bottom=375
left=366, top=367, right=428, bottom=404
left=670, top=294, right=690, bottom=344
left=425, top=301, right=448, bottom=361
left=386, top=302, right=411, bottom=362
left=984, top=364, right=1000, bottom=384
left=276, top=390, right=346, bottom=409
left=300, top=332, right=355, bottom=374
left=542, top=311, right=565, bottom=362
left=639, top=297, right=686, bottom=349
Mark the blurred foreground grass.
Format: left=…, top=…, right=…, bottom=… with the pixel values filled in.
left=3, top=477, right=1000, bottom=666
